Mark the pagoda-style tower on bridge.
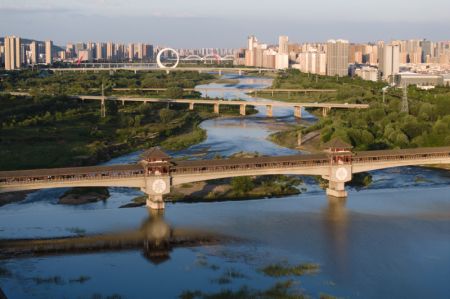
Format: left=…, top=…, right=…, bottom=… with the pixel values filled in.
left=322, top=138, right=354, bottom=198
left=140, top=147, right=172, bottom=210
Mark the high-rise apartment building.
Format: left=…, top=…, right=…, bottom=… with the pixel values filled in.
left=4, top=36, right=22, bottom=70
left=128, top=43, right=135, bottom=61
left=106, top=42, right=115, bottom=60
left=0, top=44, right=4, bottom=66
left=326, top=39, right=349, bottom=77
left=45, top=40, right=53, bottom=65
left=296, top=50, right=327, bottom=75
left=30, top=41, right=38, bottom=64
left=379, top=44, right=400, bottom=82
left=278, top=35, right=289, bottom=55
left=96, top=42, right=106, bottom=60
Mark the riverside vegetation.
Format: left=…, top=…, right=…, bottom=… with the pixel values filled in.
left=269, top=69, right=450, bottom=150
left=0, top=70, right=290, bottom=206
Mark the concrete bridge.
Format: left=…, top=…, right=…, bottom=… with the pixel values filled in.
left=110, top=87, right=337, bottom=97
left=49, top=65, right=277, bottom=76
left=74, top=95, right=369, bottom=118
left=1, top=141, right=449, bottom=210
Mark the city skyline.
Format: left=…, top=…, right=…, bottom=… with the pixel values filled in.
left=1, top=0, right=450, bottom=47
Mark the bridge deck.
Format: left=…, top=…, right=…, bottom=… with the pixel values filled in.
left=75, top=95, right=369, bottom=109
left=1, top=147, right=449, bottom=187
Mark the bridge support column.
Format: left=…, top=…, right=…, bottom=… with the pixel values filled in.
left=240, top=104, right=246, bottom=116
left=218, top=70, right=222, bottom=76
left=189, top=102, right=195, bottom=111
left=294, top=106, right=302, bottom=118
left=146, top=195, right=165, bottom=210
left=238, top=70, right=242, bottom=76
left=326, top=181, right=347, bottom=198
left=266, top=105, right=273, bottom=117
left=100, top=99, right=106, bottom=118
left=214, top=103, right=220, bottom=114
left=322, top=107, right=331, bottom=117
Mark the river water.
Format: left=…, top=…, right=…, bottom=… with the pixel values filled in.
left=1, top=76, right=449, bottom=299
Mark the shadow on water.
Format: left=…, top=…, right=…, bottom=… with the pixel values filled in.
left=0, top=209, right=227, bottom=266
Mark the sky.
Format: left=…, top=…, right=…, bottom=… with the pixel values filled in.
left=1, top=0, right=449, bottom=47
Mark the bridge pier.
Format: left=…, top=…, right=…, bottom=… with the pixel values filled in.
left=189, top=102, right=195, bottom=111
left=146, top=195, right=165, bottom=210
left=214, top=103, right=220, bottom=114
left=100, top=99, right=106, bottom=118
left=326, top=181, right=347, bottom=198
left=238, top=70, right=242, bottom=76
left=322, top=107, right=331, bottom=117
left=240, top=104, right=246, bottom=116
left=266, top=105, right=273, bottom=117
left=294, top=106, right=302, bottom=118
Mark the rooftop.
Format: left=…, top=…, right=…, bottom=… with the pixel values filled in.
left=323, top=138, right=353, bottom=150
left=141, top=147, right=170, bottom=161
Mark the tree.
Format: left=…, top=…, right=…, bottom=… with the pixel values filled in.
left=231, top=177, right=254, bottom=195
left=159, top=108, right=176, bottom=123
left=165, top=86, right=184, bottom=99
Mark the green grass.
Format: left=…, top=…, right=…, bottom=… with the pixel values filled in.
left=161, top=126, right=207, bottom=151
left=261, top=262, right=320, bottom=277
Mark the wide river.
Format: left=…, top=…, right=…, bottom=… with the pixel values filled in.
left=1, top=76, right=449, bottom=299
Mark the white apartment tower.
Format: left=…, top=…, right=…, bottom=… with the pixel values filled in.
left=379, top=44, right=400, bottom=82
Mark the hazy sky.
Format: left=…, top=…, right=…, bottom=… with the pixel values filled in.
left=1, top=0, right=449, bottom=47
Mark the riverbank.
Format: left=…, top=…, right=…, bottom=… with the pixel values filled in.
left=120, top=174, right=303, bottom=208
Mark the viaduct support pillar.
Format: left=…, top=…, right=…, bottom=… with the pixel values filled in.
left=238, top=70, right=242, bottom=76
left=266, top=105, right=273, bottom=117
left=326, top=181, right=347, bottom=198
left=322, top=107, right=331, bottom=117
left=100, top=99, right=106, bottom=118
left=146, top=195, right=165, bottom=210
left=294, top=106, right=302, bottom=118
left=189, top=102, right=195, bottom=111
left=214, top=103, right=220, bottom=114
left=240, top=104, right=246, bottom=116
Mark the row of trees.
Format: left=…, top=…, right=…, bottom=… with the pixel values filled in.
left=275, top=70, right=450, bottom=150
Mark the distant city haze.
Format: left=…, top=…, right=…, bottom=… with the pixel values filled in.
left=1, top=0, right=449, bottom=47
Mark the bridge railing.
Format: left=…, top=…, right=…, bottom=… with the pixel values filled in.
left=171, top=158, right=330, bottom=175
left=0, top=170, right=145, bottom=186
left=353, top=150, right=450, bottom=164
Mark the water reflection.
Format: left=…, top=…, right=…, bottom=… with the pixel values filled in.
left=0, top=209, right=223, bottom=265
left=323, top=197, right=349, bottom=279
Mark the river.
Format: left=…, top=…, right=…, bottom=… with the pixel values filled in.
left=0, top=75, right=449, bottom=299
